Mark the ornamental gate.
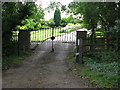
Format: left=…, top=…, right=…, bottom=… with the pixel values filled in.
left=30, top=27, right=76, bottom=52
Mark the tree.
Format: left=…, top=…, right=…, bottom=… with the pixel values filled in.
left=2, top=2, right=44, bottom=56
left=54, top=8, right=61, bottom=26
left=68, top=2, right=120, bottom=50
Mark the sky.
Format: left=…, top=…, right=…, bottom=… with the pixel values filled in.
left=35, top=0, right=73, bottom=8
left=35, top=0, right=74, bottom=20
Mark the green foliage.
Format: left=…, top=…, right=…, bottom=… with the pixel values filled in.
left=61, top=5, right=67, bottom=12
left=41, top=20, right=49, bottom=26
left=45, top=1, right=57, bottom=11
left=67, top=15, right=75, bottom=23
left=2, top=2, right=44, bottom=59
left=84, top=51, right=120, bottom=63
left=68, top=2, right=120, bottom=50
left=82, top=51, right=119, bottom=88
left=45, top=1, right=67, bottom=13
left=40, top=25, right=49, bottom=29
left=114, top=19, right=120, bottom=51
left=16, top=3, right=44, bottom=30
left=60, top=17, right=68, bottom=26
left=49, top=19, right=55, bottom=26
left=3, top=50, right=32, bottom=70
left=59, top=24, right=81, bottom=33
left=54, top=8, right=61, bottom=26
left=60, top=16, right=82, bottom=26
left=16, top=18, right=40, bottom=30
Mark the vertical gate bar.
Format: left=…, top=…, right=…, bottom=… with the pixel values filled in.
left=34, top=31, right=35, bottom=44
left=37, top=30, right=38, bottom=44
left=31, top=31, right=34, bottom=44
left=41, top=29, right=42, bottom=42
left=34, top=31, right=36, bottom=44
left=62, top=27, right=63, bottom=42
left=35, top=31, right=36, bottom=44
left=51, top=27, right=54, bottom=52
left=67, top=31, right=68, bottom=42
left=39, top=29, right=40, bottom=42
left=60, top=27, right=62, bottom=42
left=38, top=30, right=39, bottom=42
left=58, top=27, right=59, bottom=42
left=70, top=33, right=74, bottom=42
left=33, top=31, right=34, bottom=44
left=55, top=27, right=56, bottom=42
left=42, top=29, right=43, bottom=42
left=39, top=30, right=40, bottom=43
left=34, top=30, right=35, bottom=44
left=35, top=31, right=37, bottom=44
left=46, top=28, right=47, bottom=46
left=18, top=30, right=20, bottom=56
left=35, top=30, right=36, bottom=44
left=71, top=32, right=72, bottom=41
left=45, top=28, right=46, bottom=41
left=61, top=26, right=64, bottom=42
left=39, top=29, right=41, bottom=41
left=32, top=31, right=33, bottom=44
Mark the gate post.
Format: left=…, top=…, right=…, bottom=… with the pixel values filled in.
left=76, top=31, right=87, bottom=64
left=18, top=30, right=30, bottom=51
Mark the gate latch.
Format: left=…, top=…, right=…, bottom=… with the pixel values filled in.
left=51, top=36, right=55, bottom=40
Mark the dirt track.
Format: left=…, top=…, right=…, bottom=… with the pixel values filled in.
left=2, top=31, right=94, bottom=88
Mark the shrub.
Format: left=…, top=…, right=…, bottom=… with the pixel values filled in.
left=60, top=17, right=68, bottom=26
left=49, top=19, right=55, bottom=26
left=40, top=25, right=49, bottom=29
left=84, top=51, right=120, bottom=63
left=59, top=24, right=81, bottom=33
left=66, top=23, right=74, bottom=27
left=16, top=18, right=41, bottom=30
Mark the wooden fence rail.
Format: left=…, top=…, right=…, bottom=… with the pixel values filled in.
left=76, top=30, right=115, bottom=64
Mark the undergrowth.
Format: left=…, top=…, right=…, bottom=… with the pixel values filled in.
left=2, top=50, right=32, bottom=70
left=82, top=51, right=120, bottom=88
left=68, top=51, right=120, bottom=88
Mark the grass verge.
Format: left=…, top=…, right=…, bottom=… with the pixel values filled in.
left=2, top=50, right=32, bottom=70
left=68, top=51, right=119, bottom=88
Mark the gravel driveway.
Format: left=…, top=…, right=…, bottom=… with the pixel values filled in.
left=2, top=31, right=94, bottom=88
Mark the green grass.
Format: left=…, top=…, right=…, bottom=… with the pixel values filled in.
left=81, top=62, right=119, bottom=88
left=81, top=51, right=119, bottom=88
left=68, top=52, right=119, bottom=88
left=3, top=50, right=32, bottom=70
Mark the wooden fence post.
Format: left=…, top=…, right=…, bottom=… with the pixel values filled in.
left=79, top=38, right=83, bottom=64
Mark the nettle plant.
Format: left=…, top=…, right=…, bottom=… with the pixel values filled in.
left=16, top=18, right=41, bottom=30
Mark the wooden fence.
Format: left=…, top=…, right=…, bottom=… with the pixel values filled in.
left=76, top=31, right=115, bottom=63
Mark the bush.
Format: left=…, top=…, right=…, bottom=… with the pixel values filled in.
left=60, top=17, right=68, bottom=26
left=84, top=51, right=120, bottom=63
left=41, top=20, right=49, bottom=26
left=59, top=24, right=81, bottom=33
left=16, top=18, right=41, bottom=30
